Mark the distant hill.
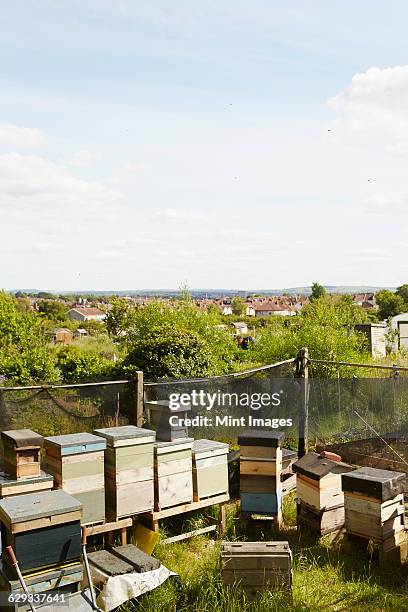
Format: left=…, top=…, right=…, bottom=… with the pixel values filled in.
left=8, top=286, right=395, bottom=298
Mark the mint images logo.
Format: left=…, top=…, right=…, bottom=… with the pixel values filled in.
left=168, top=389, right=282, bottom=411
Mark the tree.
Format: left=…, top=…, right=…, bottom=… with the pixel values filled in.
left=118, top=299, right=238, bottom=374
left=232, top=297, right=245, bottom=316
left=253, top=295, right=368, bottom=377
left=38, top=300, right=67, bottom=322
left=310, top=282, right=326, bottom=301
left=36, top=292, right=56, bottom=299
left=106, top=298, right=136, bottom=338
left=123, top=326, right=218, bottom=379
left=376, top=290, right=405, bottom=320
left=207, top=304, right=221, bottom=318
left=0, top=291, right=59, bottom=384
left=396, top=284, right=408, bottom=305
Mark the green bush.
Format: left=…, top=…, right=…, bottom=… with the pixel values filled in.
left=123, top=325, right=222, bottom=379
left=114, top=296, right=239, bottom=377
left=56, top=345, right=116, bottom=382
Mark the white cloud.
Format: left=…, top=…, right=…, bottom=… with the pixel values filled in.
left=328, top=66, right=408, bottom=148
left=0, top=123, right=45, bottom=148
left=155, top=208, right=208, bottom=222
left=365, top=192, right=408, bottom=215
left=69, top=149, right=101, bottom=167
left=0, top=153, right=121, bottom=221
left=384, top=141, right=408, bottom=157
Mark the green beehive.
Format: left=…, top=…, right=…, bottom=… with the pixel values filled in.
left=155, top=439, right=194, bottom=510
left=93, top=426, right=156, bottom=520
left=192, top=439, right=229, bottom=501
left=44, top=433, right=107, bottom=525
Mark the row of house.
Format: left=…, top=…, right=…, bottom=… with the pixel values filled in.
left=57, top=297, right=378, bottom=322
left=196, top=297, right=305, bottom=317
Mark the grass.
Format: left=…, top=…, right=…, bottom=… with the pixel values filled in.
left=117, top=494, right=408, bottom=611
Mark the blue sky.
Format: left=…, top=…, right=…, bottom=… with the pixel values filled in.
left=1, top=1, right=408, bottom=290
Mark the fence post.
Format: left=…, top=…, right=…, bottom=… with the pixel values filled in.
left=295, top=347, right=309, bottom=458
left=135, top=371, right=144, bottom=427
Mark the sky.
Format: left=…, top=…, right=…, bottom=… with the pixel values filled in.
left=1, top=1, right=408, bottom=290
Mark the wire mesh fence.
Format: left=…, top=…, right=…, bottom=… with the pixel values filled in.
left=144, top=359, right=298, bottom=446
left=1, top=354, right=408, bottom=475
left=310, top=376, right=408, bottom=473
left=0, top=381, right=136, bottom=440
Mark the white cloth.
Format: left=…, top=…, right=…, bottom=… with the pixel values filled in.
left=90, top=563, right=177, bottom=612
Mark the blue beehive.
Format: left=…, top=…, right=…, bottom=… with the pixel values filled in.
left=239, top=430, right=284, bottom=518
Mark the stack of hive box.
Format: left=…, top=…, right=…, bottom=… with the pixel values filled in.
left=44, top=432, right=107, bottom=525
left=0, top=490, right=83, bottom=604
left=238, top=430, right=284, bottom=520
left=145, top=400, right=195, bottom=511
left=220, top=541, right=292, bottom=601
left=0, top=430, right=54, bottom=499
left=93, top=426, right=156, bottom=520
left=192, top=439, right=229, bottom=501
left=342, top=467, right=407, bottom=558
left=154, top=439, right=194, bottom=510
left=145, top=400, right=191, bottom=441
left=293, top=452, right=354, bottom=535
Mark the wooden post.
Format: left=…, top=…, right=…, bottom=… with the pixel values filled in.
left=218, top=503, right=226, bottom=537
left=295, top=347, right=309, bottom=459
left=135, top=371, right=144, bottom=427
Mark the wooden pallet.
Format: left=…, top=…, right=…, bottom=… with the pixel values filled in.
left=85, top=518, right=132, bottom=547
left=140, top=492, right=229, bottom=543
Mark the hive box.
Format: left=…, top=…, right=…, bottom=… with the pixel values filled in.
left=0, top=560, right=82, bottom=612
left=238, top=430, right=284, bottom=516
left=154, top=439, right=194, bottom=510
left=145, top=400, right=191, bottom=441
left=1, top=430, right=43, bottom=480
left=221, top=541, right=292, bottom=601
left=293, top=452, right=354, bottom=534
left=44, top=433, right=107, bottom=525
left=93, top=426, right=156, bottom=520
left=342, top=467, right=406, bottom=502
left=0, top=471, right=53, bottom=499
left=192, top=440, right=229, bottom=501
left=342, top=467, right=406, bottom=542
left=0, top=490, right=82, bottom=574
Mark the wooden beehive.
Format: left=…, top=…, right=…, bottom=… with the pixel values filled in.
left=44, top=433, right=107, bottom=525
left=0, top=470, right=53, bottom=499
left=1, top=430, right=43, bottom=480
left=293, top=452, right=354, bottom=534
left=154, top=438, right=194, bottom=510
left=342, top=467, right=406, bottom=542
left=220, top=541, right=292, bottom=601
left=0, top=559, right=83, bottom=610
left=238, top=430, right=284, bottom=517
left=192, top=439, right=229, bottom=501
left=93, top=426, right=156, bottom=520
left=145, top=400, right=191, bottom=441
left=0, top=490, right=82, bottom=574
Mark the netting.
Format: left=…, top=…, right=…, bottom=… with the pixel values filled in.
left=1, top=358, right=408, bottom=477
left=0, top=381, right=136, bottom=440
left=144, top=360, right=297, bottom=446
left=310, top=376, right=408, bottom=473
